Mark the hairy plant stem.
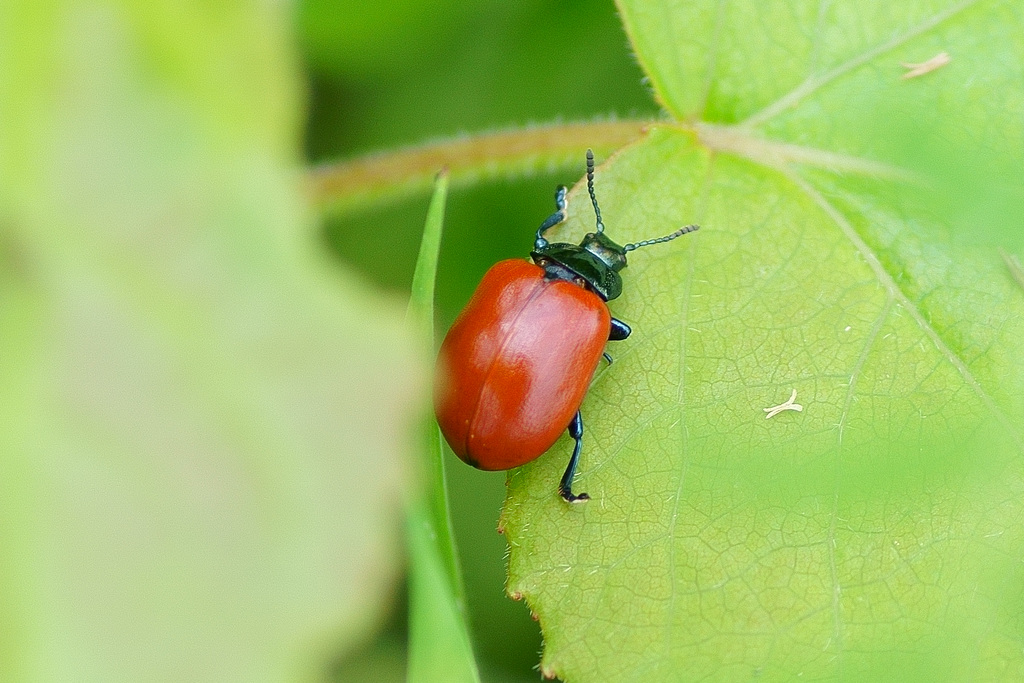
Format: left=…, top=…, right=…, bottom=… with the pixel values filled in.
left=308, top=118, right=659, bottom=211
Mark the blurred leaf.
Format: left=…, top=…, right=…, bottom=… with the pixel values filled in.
left=407, top=497, right=479, bottom=683
left=408, top=172, right=450, bottom=336
left=299, top=0, right=469, bottom=75
left=406, top=174, right=480, bottom=682
left=502, top=1, right=1024, bottom=680
left=302, top=0, right=657, bottom=162
left=0, top=2, right=423, bottom=681
left=333, top=635, right=407, bottom=683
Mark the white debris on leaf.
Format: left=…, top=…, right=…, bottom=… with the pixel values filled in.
left=764, top=389, right=804, bottom=419
left=901, top=52, right=951, bottom=79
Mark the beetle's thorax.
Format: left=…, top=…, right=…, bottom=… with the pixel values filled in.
left=531, top=232, right=628, bottom=301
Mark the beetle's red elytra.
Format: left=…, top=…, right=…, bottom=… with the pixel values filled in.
left=435, top=259, right=610, bottom=471
left=434, top=150, right=699, bottom=502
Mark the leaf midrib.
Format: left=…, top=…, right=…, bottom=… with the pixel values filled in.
left=673, top=0, right=1018, bottom=449
left=781, top=167, right=1023, bottom=451
left=587, top=117, right=1023, bottom=475
left=651, top=108, right=1023, bottom=452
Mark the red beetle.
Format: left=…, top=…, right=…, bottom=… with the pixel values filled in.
left=435, top=150, right=698, bottom=502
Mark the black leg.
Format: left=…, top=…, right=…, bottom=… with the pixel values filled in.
left=599, top=318, right=630, bottom=367
left=559, top=411, right=590, bottom=503
left=609, top=317, right=631, bottom=341
left=534, top=185, right=567, bottom=249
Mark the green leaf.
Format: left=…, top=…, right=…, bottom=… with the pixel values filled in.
left=406, top=492, right=480, bottom=683
left=0, top=2, right=423, bottom=681
left=503, top=2, right=1024, bottom=680
left=406, top=173, right=481, bottom=683
left=408, top=172, right=451, bottom=337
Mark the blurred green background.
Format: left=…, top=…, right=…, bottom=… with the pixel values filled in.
left=302, top=1, right=658, bottom=679
left=6, top=1, right=1022, bottom=681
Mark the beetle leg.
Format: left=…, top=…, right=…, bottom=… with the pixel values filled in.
left=534, top=185, right=567, bottom=249
left=609, top=317, right=631, bottom=341
left=559, top=411, right=590, bottom=503
left=599, top=319, right=630, bottom=366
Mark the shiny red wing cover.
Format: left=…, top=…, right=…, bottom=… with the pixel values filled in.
left=435, top=259, right=611, bottom=470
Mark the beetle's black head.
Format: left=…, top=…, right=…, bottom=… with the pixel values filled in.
left=530, top=149, right=700, bottom=301
left=531, top=242, right=624, bottom=301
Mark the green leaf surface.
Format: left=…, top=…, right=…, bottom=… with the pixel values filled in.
left=503, top=2, right=1024, bottom=680
left=0, top=2, right=423, bottom=681
left=407, top=494, right=480, bottom=683
left=406, top=174, right=481, bottom=683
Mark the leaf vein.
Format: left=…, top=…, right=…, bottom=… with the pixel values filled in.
left=782, top=167, right=1024, bottom=451
left=741, top=0, right=985, bottom=128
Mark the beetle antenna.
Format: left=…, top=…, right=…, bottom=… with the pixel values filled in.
left=586, top=149, right=605, bottom=234
left=624, top=224, right=700, bottom=251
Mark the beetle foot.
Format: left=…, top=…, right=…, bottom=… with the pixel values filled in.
left=560, top=490, right=590, bottom=503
